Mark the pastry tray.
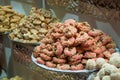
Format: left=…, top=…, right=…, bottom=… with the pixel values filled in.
left=31, top=54, right=96, bottom=73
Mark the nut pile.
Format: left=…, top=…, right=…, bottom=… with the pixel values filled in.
left=33, top=19, right=116, bottom=70
left=0, top=5, right=24, bottom=33
left=92, top=52, right=120, bottom=80
left=9, top=7, right=58, bottom=43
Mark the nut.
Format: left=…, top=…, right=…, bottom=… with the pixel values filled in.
left=0, top=5, right=24, bottom=33
left=9, top=7, right=58, bottom=43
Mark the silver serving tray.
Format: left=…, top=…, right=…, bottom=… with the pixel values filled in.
left=8, top=36, right=40, bottom=45
left=31, top=54, right=96, bottom=73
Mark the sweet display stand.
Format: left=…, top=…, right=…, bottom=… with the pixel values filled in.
left=6, top=0, right=120, bottom=80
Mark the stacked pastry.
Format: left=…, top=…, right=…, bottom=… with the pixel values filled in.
left=33, top=19, right=116, bottom=70
left=9, top=7, right=58, bottom=43
left=0, top=5, right=24, bottom=33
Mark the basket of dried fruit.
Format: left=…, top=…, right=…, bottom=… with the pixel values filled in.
left=31, top=19, right=116, bottom=80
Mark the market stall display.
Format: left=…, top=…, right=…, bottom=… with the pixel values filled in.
left=9, top=7, right=58, bottom=43
left=3, top=0, right=119, bottom=80
left=33, top=19, right=116, bottom=71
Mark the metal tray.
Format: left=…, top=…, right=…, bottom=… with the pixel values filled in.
left=8, top=36, right=40, bottom=45
left=31, top=54, right=96, bottom=73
